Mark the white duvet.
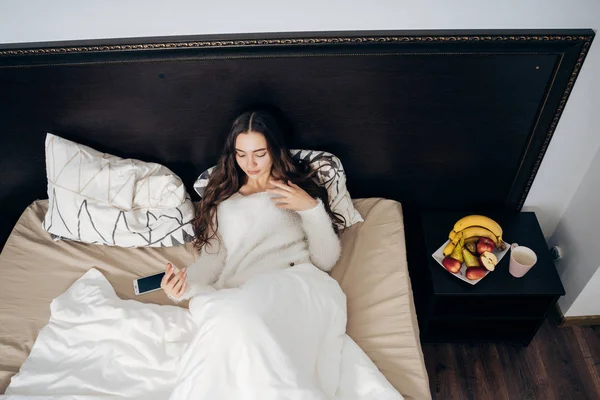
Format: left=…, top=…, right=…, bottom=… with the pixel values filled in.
left=2, top=266, right=403, bottom=400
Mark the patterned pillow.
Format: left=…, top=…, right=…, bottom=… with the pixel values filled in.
left=193, top=149, right=363, bottom=228
left=43, top=133, right=195, bottom=247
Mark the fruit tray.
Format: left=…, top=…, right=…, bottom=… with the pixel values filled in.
left=432, top=239, right=510, bottom=285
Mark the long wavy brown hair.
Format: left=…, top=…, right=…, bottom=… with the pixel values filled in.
left=192, top=109, right=345, bottom=252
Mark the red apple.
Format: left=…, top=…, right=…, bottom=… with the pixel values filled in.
left=480, top=251, right=498, bottom=271
left=477, top=237, right=495, bottom=254
left=465, top=267, right=488, bottom=280
left=442, top=256, right=461, bottom=273
left=479, top=237, right=494, bottom=246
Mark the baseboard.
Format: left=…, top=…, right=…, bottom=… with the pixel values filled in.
left=555, top=303, right=600, bottom=327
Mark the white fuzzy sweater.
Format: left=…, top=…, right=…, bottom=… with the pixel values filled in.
left=170, top=192, right=341, bottom=302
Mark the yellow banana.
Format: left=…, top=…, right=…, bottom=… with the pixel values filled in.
left=443, top=241, right=456, bottom=256
left=457, top=226, right=500, bottom=246
left=453, top=215, right=503, bottom=239
left=450, top=231, right=463, bottom=245
left=449, top=230, right=457, bottom=241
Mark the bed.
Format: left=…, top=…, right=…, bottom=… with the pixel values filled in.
left=0, top=197, right=429, bottom=398
left=0, top=29, right=594, bottom=399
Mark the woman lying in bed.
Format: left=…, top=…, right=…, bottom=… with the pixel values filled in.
left=6, top=109, right=404, bottom=399
left=161, top=109, right=344, bottom=301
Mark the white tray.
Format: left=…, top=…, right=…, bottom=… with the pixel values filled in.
left=432, top=239, right=510, bottom=285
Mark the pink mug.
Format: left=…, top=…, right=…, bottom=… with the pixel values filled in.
left=509, top=243, right=537, bottom=278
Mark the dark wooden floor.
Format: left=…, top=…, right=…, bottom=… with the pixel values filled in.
left=422, top=319, right=600, bottom=400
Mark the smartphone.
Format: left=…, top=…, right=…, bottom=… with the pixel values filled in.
left=133, top=271, right=166, bottom=295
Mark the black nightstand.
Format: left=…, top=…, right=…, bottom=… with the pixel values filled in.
left=419, top=212, right=565, bottom=346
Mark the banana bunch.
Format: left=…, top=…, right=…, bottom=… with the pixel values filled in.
left=443, top=215, right=505, bottom=256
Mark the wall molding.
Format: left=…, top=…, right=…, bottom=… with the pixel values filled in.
left=555, top=303, right=600, bottom=327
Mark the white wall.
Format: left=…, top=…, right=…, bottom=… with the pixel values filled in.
left=1, top=0, right=599, bottom=315
left=550, top=146, right=600, bottom=317
left=566, top=267, right=600, bottom=316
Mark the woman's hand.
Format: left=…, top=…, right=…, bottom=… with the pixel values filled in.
left=267, top=180, right=319, bottom=212
left=161, top=263, right=187, bottom=299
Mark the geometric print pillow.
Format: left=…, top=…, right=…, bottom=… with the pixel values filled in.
left=43, top=133, right=195, bottom=247
left=290, top=149, right=363, bottom=228
left=193, top=149, right=363, bottom=228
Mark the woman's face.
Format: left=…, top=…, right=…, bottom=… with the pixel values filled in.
left=235, top=131, right=273, bottom=182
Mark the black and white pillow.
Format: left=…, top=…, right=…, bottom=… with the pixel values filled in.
left=193, top=149, right=363, bottom=227
left=43, top=134, right=195, bottom=247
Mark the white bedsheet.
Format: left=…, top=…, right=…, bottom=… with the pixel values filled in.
left=2, top=266, right=402, bottom=400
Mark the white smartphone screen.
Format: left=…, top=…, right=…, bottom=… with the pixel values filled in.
left=134, top=272, right=165, bottom=295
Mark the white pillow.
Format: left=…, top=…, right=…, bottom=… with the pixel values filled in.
left=43, top=133, right=195, bottom=247
left=193, top=149, right=363, bottom=228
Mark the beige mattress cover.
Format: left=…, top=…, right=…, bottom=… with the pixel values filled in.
left=0, top=198, right=430, bottom=399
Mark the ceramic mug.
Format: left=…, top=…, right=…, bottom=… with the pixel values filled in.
left=509, top=243, right=537, bottom=278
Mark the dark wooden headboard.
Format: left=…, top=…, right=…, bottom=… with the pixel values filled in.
left=0, top=30, right=594, bottom=249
